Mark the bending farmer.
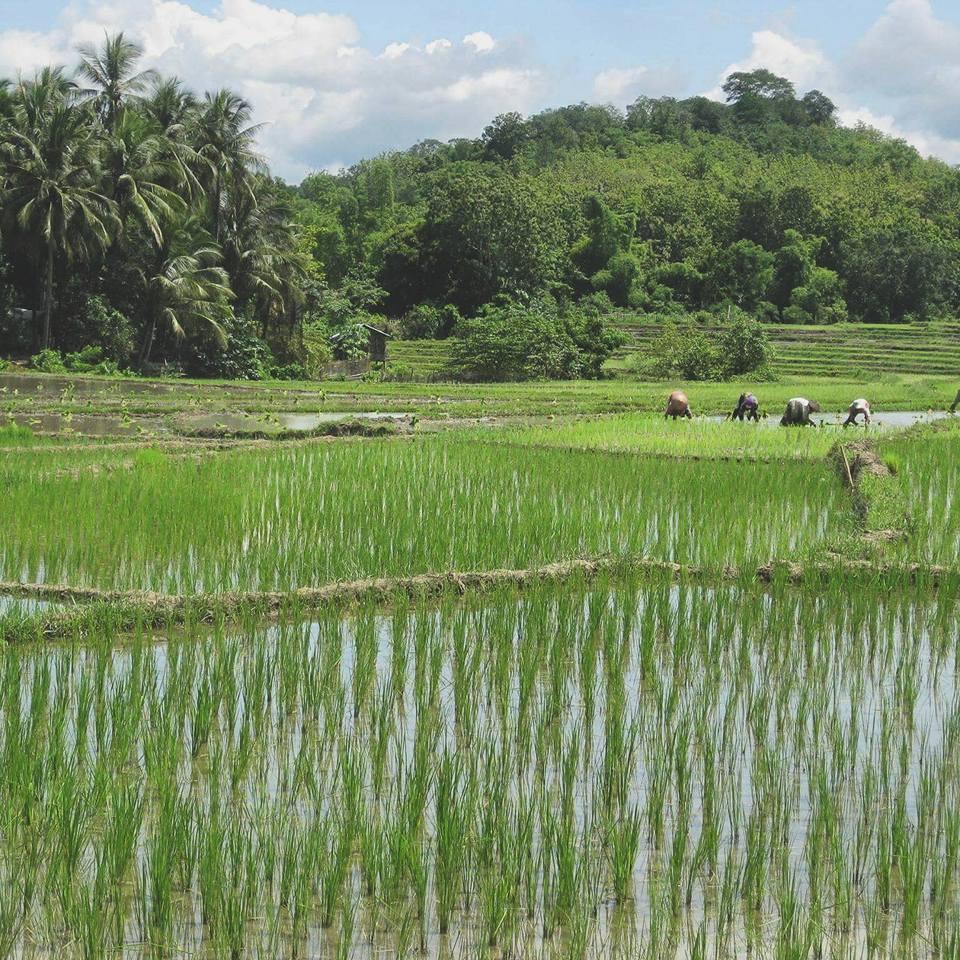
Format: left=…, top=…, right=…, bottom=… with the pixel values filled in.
left=843, top=398, right=871, bottom=427
left=665, top=390, right=692, bottom=420
left=731, top=392, right=760, bottom=422
left=781, top=397, right=821, bottom=427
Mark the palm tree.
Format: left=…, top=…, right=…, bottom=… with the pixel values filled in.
left=136, top=221, right=233, bottom=368
left=142, top=76, right=196, bottom=134
left=219, top=183, right=306, bottom=332
left=102, top=110, right=185, bottom=248
left=141, top=77, right=202, bottom=199
left=191, top=90, right=264, bottom=242
left=1, top=84, right=116, bottom=348
left=14, top=66, right=76, bottom=128
left=76, top=32, right=156, bottom=130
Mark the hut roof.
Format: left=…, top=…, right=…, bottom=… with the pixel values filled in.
left=328, top=322, right=393, bottom=343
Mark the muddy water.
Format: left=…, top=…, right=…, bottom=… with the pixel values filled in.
left=707, top=409, right=953, bottom=428
left=3, top=410, right=411, bottom=437
left=5, top=412, right=168, bottom=437
left=173, top=410, right=411, bottom=434
left=0, top=372, right=185, bottom=396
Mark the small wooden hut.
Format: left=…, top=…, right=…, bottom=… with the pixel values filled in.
left=327, top=322, right=393, bottom=377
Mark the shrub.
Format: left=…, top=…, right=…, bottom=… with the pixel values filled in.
left=29, top=349, right=67, bottom=373
left=62, top=345, right=122, bottom=375
left=648, top=312, right=775, bottom=381
left=329, top=323, right=372, bottom=361
left=649, top=322, right=725, bottom=380
left=73, top=296, right=135, bottom=364
left=720, top=314, right=775, bottom=375
left=398, top=303, right=462, bottom=340
left=186, top=311, right=271, bottom=380
left=449, top=295, right=626, bottom=382
left=381, top=361, right=416, bottom=382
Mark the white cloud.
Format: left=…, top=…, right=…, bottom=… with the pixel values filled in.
left=848, top=0, right=960, bottom=143
left=593, top=65, right=687, bottom=104
left=706, top=29, right=836, bottom=101
left=0, top=0, right=545, bottom=180
left=463, top=32, right=496, bottom=54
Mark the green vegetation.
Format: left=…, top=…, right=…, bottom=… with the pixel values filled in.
left=496, top=413, right=844, bottom=460
left=291, top=67, right=960, bottom=383
left=0, top=35, right=304, bottom=376
left=877, top=422, right=960, bottom=564
left=0, top=378, right=958, bottom=957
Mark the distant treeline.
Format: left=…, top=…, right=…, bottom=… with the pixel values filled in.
left=289, top=67, right=960, bottom=346
left=3, top=56, right=959, bottom=381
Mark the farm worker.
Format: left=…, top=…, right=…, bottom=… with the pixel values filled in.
left=731, top=392, right=760, bottom=422
left=665, top=390, right=692, bottom=420
left=780, top=397, right=821, bottom=426
left=951, top=389, right=960, bottom=413
left=843, top=398, right=871, bottom=427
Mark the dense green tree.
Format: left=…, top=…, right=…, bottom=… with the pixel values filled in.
left=708, top=240, right=774, bottom=310
left=482, top=112, right=529, bottom=160
left=1, top=80, right=116, bottom=347
left=420, top=165, right=566, bottom=313
left=722, top=69, right=796, bottom=103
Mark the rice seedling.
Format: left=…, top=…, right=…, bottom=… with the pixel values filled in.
left=0, top=436, right=846, bottom=593
left=0, top=573, right=952, bottom=956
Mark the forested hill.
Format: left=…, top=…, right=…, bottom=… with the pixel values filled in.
left=289, top=68, right=960, bottom=337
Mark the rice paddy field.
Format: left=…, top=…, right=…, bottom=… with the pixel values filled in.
left=1, top=368, right=958, bottom=424
left=0, top=376, right=959, bottom=958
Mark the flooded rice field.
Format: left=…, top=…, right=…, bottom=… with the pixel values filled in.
left=0, top=578, right=956, bottom=957
left=3, top=410, right=410, bottom=438
left=0, top=440, right=843, bottom=592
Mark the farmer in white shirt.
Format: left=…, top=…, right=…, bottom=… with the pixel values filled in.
left=843, top=398, right=871, bottom=427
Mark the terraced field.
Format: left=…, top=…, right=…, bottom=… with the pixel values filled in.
left=0, top=375, right=959, bottom=959
left=615, top=320, right=960, bottom=378
left=393, top=321, right=960, bottom=380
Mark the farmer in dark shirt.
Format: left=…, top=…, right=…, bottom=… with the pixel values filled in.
left=731, top=392, right=760, bottom=422
left=780, top=397, right=821, bottom=426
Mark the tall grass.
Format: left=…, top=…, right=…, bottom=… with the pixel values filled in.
left=0, top=437, right=844, bottom=592
left=878, top=424, right=960, bottom=563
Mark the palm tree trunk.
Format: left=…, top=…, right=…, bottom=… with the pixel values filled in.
left=137, top=313, right=157, bottom=370
left=41, top=241, right=54, bottom=350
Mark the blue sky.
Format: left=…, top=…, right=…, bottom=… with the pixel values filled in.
left=1, top=0, right=958, bottom=179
